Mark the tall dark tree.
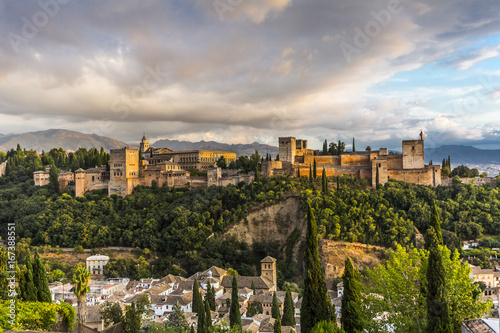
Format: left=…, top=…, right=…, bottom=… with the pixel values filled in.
left=193, top=278, right=202, bottom=314
left=32, top=249, right=51, bottom=302
left=323, top=140, right=328, bottom=155
left=206, top=281, right=216, bottom=311
left=375, top=165, right=380, bottom=189
left=272, top=292, right=280, bottom=319
left=204, top=298, right=212, bottom=331
left=282, top=289, right=296, bottom=327
left=251, top=280, right=256, bottom=295
left=309, top=165, right=313, bottom=184
left=20, top=249, right=37, bottom=302
left=313, top=159, right=317, bottom=179
left=430, top=201, right=444, bottom=246
left=300, top=203, right=332, bottom=333
left=229, top=276, right=241, bottom=329
left=274, top=315, right=282, bottom=333
left=322, top=168, right=327, bottom=194
left=341, top=257, right=363, bottom=333
left=336, top=175, right=340, bottom=191
left=197, top=296, right=206, bottom=333
left=352, top=137, right=355, bottom=152
left=48, top=163, right=60, bottom=194
left=426, top=228, right=453, bottom=333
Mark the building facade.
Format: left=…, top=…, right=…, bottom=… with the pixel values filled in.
left=86, top=254, right=110, bottom=276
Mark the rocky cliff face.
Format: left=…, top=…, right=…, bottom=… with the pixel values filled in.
left=223, top=196, right=307, bottom=260
left=223, top=196, right=384, bottom=287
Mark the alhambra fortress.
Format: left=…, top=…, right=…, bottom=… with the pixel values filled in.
left=33, top=134, right=441, bottom=195
left=264, top=135, right=441, bottom=188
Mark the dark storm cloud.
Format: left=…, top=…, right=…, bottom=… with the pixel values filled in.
left=0, top=0, right=499, bottom=146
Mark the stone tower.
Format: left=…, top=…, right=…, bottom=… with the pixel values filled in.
left=402, top=139, right=424, bottom=169
left=75, top=169, right=86, bottom=197
left=279, top=137, right=296, bottom=164
left=140, top=134, right=149, bottom=153
left=260, top=256, right=277, bottom=290
left=109, top=148, right=140, bottom=196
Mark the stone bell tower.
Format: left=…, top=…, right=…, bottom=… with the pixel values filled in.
left=260, top=256, right=277, bottom=290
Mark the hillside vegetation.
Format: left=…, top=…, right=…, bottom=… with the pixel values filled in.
left=1, top=147, right=500, bottom=287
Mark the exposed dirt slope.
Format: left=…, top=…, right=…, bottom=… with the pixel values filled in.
left=223, top=196, right=385, bottom=287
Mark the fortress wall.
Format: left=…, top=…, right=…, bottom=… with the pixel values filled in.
left=341, top=153, right=371, bottom=167
left=298, top=165, right=367, bottom=178
left=295, top=156, right=305, bottom=164
left=189, top=176, right=207, bottom=188
left=360, top=168, right=372, bottom=180
left=303, top=156, right=335, bottom=165
left=387, top=155, right=403, bottom=169
left=388, top=168, right=435, bottom=186
left=84, top=172, right=106, bottom=191
left=58, top=173, right=74, bottom=188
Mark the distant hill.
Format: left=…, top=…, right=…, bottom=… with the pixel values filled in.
left=0, top=129, right=130, bottom=152
left=152, top=139, right=279, bottom=157
left=425, top=145, right=500, bottom=165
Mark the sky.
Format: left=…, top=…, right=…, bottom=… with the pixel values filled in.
left=0, top=0, right=500, bottom=151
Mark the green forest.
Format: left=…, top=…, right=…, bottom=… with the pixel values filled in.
left=1, top=147, right=500, bottom=284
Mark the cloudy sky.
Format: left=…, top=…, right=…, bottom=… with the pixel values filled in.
left=0, top=0, right=500, bottom=150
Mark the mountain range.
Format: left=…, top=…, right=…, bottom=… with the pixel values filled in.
left=1, top=130, right=499, bottom=169
left=0, top=129, right=129, bottom=152
left=152, top=139, right=279, bottom=157
left=425, top=145, right=500, bottom=165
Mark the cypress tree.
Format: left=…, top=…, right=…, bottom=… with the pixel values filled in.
left=197, top=296, right=206, bottom=333
left=337, top=175, right=340, bottom=191
left=430, top=201, right=444, bottom=246
left=352, top=137, right=355, bottom=152
left=48, top=163, right=60, bottom=194
left=300, top=203, right=332, bottom=333
left=20, top=249, right=37, bottom=302
left=341, top=257, right=363, bottom=333
left=193, top=278, right=201, bottom=314
left=282, top=289, right=296, bottom=327
left=274, top=315, right=282, bottom=333
left=309, top=165, right=313, bottom=184
left=425, top=228, right=452, bottom=333
left=204, top=298, right=212, bottom=331
left=229, top=276, right=241, bottom=328
left=323, top=140, right=328, bottom=155
left=338, top=140, right=342, bottom=155
left=271, top=292, right=280, bottom=319
left=251, top=280, right=256, bottom=295
left=206, top=280, right=215, bottom=311
left=313, top=159, right=317, bottom=179
left=322, top=168, right=327, bottom=194
left=32, top=249, right=51, bottom=302
left=375, top=165, right=380, bottom=189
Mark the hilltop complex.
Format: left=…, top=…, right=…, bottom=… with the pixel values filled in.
left=262, top=133, right=441, bottom=187
left=34, top=136, right=249, bottom=196
left=34, top=133, right=441, bottom=196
